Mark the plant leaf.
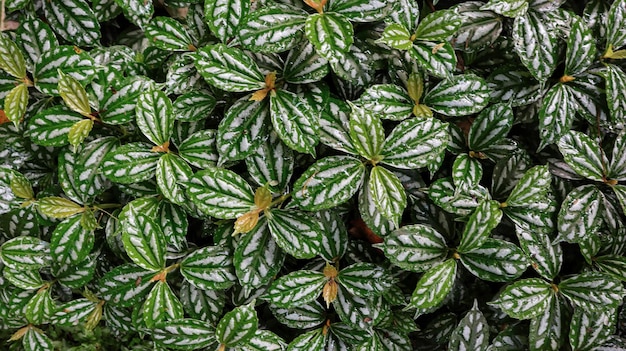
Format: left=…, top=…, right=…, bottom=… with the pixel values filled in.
left=270, top=89, right=319, bottom=156
left=50, top=215, right=94, bottom=266
left=489, top=278, right=554, bottom=320
left=407, top=259, right=457, bottom=310
left=557, top=131, right=607, bottom=182
left=458, top=200, right=502, bottom=252
left=264, top=270, right=326, bottom=308
left=368, top=166, right=407, bottom=226
left=4, top=83, right=29, bottom=126
left=152, top=319, right=216, bottom=350
left=512, top=11, right=559, bottom=82
left=194, top=44, right=265, bottom=92
left=305, top=12, right=354, bottom=59
left=216, top=303, right=258, bottom=347
left=467, top=103, right=513, bottom=151
left=0, top=236, right=51, bottom=270
left=102, top=142, right=161, bottom=184
left=267, top=209, right=323, bottom=259
left=186, top=167, right=255, bottom=219
left=460, top=238, right=528, bottom=282
left=448, top=300, right=489, bottom=351
left=205, top=0, right=250, bottom=43
left=555, top=185, right=603, bottom=243
left=27, top=106, right=84, bottom=147
left=0, top=33, right=27, bottom=79
left=558, top=272, right=625, bottom=310
left=528, top=296, right=565, bottom=351
left=505, top=165, right=551, bottom=207
left=283, top=41, right=329, bottom=84
left=515, top=225, right=562, bottom=280
left=180, top=245, right=236, bottom=290
left=238, top=3, right=307, bottom=53
left=481, top=0, right=528, bottom=17
left=410, top=41, right=456, bottom=78
left=122, top=209, right=167, bottom=271
left=452, top=154, right=483, bottom=189
left=246, top=131, right=294, bottom=193
left=217, top=96, right=269, bottom=162
left=34, top=45, right=96, bottom=95
left=43, top=0, right=101, bottom=47
left=380, top=117, right=449, bottom=169
left=136, top=90, right=174, bottom=146
left=604, top=64, right=626, bottom=125
left=178, top=129, right=219, bottom=169
left=337, top=262, right=392, bottom=297
left=142, top=281, right=184, bottom=328
left=414, top=9, right=462, bottom=41
left=98, top=264, right=158, bottom=307
left=605, top=0, right=626, bottom=48
left=145, top=17, right=195, bottom=51
left=569, top=307, right=616, bottom=351
left=564, top=16, right=596, bottom=76
left=538, top=83, right=577, bottom=150
left=156, top=153, right=193, bottom=205
left=423, top=74, right=490, bottom=116
left=349, top=103, right=385, bottom=160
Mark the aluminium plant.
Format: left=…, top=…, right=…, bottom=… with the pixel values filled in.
left=0, top=0, right=626, bottom=350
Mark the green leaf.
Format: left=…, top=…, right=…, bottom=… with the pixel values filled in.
left=136, top=90, right=174, bottom=146
left=25, top=288, right=55, bottom=324
left=410, top=41, right=457, bottom=78
left=177, top=129, right=218, bottom=169
left=604, top=64, right=626, bottom=124
left=305, top=13, right=354, bottom=58
left=356, top=84, right=414, bottom=121
left=358, top=177, right=396, bottom=238
left=142, top=281, right=184, bottom=328
left=180, top=245, right=236, bottom=290
left=52, top=298, right=97, bottom=327
left=0, top=236, right=51, bottom=270
left=50, top=215, right=94, bottom=266
left=283, top=41, right=329, bottom=84
left=102, top=142, right=161, bottom=184
left=23, top=326, right=54, bottom=351
left=460, top=239, right=528, bottom=282
left=333, top=285, right=384, bottom=329
left=216, top=303, right=258, bottom=346
left=612, top=184, right=626, bottom=215
left=238, top=3, right=307, bottom=53
left=452, top=2, right=503, bottom=52
left=156, top=153, right=193, bottom=205
left=38, top=196, right=85, bottom=218
left=55, top=255, right=96, bottom=289
left=98, top=264, right=157, bottom=307
left=319, top=97, right=358, bottom=154
left=286, top=329, right=326, bottom=351
left=234, top=217, right=285, bottom=290
left=458, top=200, right=502, bottom=252
left=377, top=24, right=413, bottom=50
left=68, top=119, right=93, bottom=151
left=452, top=154, right=483, bottom=189
left=467, top=104, right=513, bottom=151
left=326, top=0, right=390, bottom=21
left=557, top=131, right=607, bottom=182
left=270, top=89, right=319, bottom=156
left=538, top=83, right=577, bottom=150
left=180, top=282, right=225, bottom=324
left=264, top=270, right=326, bottom=308
left=515, top=225, right=562, bottom=280
left=43, top=0, right=101, bottom=47
left=34, top=45, right=96, bottom=95
left=414, top=9, right=462, bottom=41
left=605, top=0, right=626, bottom=48
left=337, top=262, right=392, bottom=297
left=27, top=106, right=84, bottom=146
left=407, top=259, right=457, bottom=310
left=423, top=74, right=490, bottom=116
left=556, top=185, right=603, bottom=243
left=146, top=17, right=195, bottom=51
left=380, top=117, right=449, bottom=169
left=448, top=300, right=489, bottom=351
left=217, top=96, right=269, bottom=162
left=349, top=103, right=384, bottom=160
left=428, top=177, right=490, bottom=216
left=114, top=0, right=154, bottom=28
left=609, top=131, right=626, bottom=180
left=242, top=329, right=288, bottom=351
left=0, top=33, right=27, bottom=78
left=369, top=166, right=406, bottom=225
left=173, top=91, right=217, bottom=122
left=4, top=83, right=29, bottom=126
left=505, top=165, right=551, bottom=207
left=512, top=11, right=559, bottom=82
left=504, top=198, right=556, bottom=232
left=270, top=301, right=325, bottom=329
left=205, top=0, right=250, bottom=43
left=186, top=167, right=255, bottom=219
left=487, top=66, right=541, bottom=107
left=387, top=0, right=420, bottom=32
left=93, top=0, right=122, bottom=22
left=565, top=16, right=596, bottom=76
left=194, top=44, right=265, bottom=92
left=489, top=278, right=554, bottom=320
left=569, top=307, right=616, bottom=351
left=267, top=209, right=323, bottom=259
left=292, top=156, right=366, bottom=211
left=16, top=17, right=58, bottom=66
left=594, top=255, right=626, bottom=282
left=246, top=131, right=294, bottom=193
left=152, top=319, right=216, bottom=350
left=122, top=209, right=166, bottom=271
left=3, top=269, right=44, bottom=290
left=100, top=77, right=156, bottom=124
left=481, top=0, right=528, bottom=17
left=558, top=272, right=625, bottom=310
left=529, top=296, right=564, bottom=351
left=58, top=70, right=91, bottom=117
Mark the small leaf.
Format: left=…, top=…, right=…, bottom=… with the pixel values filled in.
left=205, top=0, right=250, bottom=43
left=264, top=270, right=326, bottom=308
left=292, top=156, right=366, bottom=211
left=423, top=74, right=490, bottom=116
left=326, top=0, right=391, bottom=22
left=4, top=83, right=29, bottom=126
left=156, top=153, right=193, bottom=205
left=368, top=166, right=407, bottom=225
left=27, top=106, right=84, bottom=147
left=194, top=44, right=265, bottom=92
left=337, top=262, right=392, bottom=297
left=489, top=278, right=553, bottom=320
left=23, top=326, right=54, bottom=351
left=448, top=300, right=489, bottom=351
left=122, top=209, right=167, bottom=271
left=98, top=264, right=157, bottom=307
left=136, top=90, right=174, bottom=146
left=102, top=143, right=161, bottom=184
left=0, top=236, right=51, bottom=270
left=481, top=0, right=528, bottom=17
left=100, top=77, right=156, bottom=124
left=380, top=117, right=449, bottom=169
left=238, top=3, right=308, bottom=53
left=58, top=70, right=91, bottom=117
left=556, top=185, right=603, bottom=243
left=376, top=23, right=413, bottom=50
left=217, top=96, right=269, bottom=162
left=145, top=17, right=195, bottom=51
left=34, top=45, right=96, bottom=95
left=216, top=303, right=258, bottom=347
left=349, top=103, right=384, bottom=160
left=173, top=91, right=217, bottom=122
left=180, top=246, right=236, bottom=291
left=515, top=225, right=562, bottom=281
left=407, top=259, right=457, bottom=310
left=142, top=281, right=184, bottom=328
left=467, top=103, right=514, bottom=151
left=38, top=196, right=85, bottom=218
left=558, top=272, right=625, bottom=310
left=452, top=154, right=483, bottom=189
left=460, top=239, right=528, bottom=282
left=267, top=209, right=323, bottom=259
left=68, top=119, right=94, bottom=151
left=0, top=33, right=27, bottom=78
left=178, top=129, right=219, bottom=169
left=246, top=131, right=294, bottom=193
left=305, top=13, right=354, bottom=58
left=270, top=301, right=325, bottom=330
left=529, top=296, right=564, bottom=351
left=283, top=41, right=329, bottom=84
left=414, top=9, right=462, bottom=41
left=594, top=255, right=626, bottom=282
left=152, top=319, right=216, bottom=350
left=458, top=200, right=502, bottom=252
left=410, top=41, right=457, bottom=78
left=557, top=131, right=607, bottom=182
left=186, top=167, right=255, bottom=219
left=50, top=215, right=94, bottom=266
left=270, top=89, right=319, bottom=156
left=356, top=84, right=414, bottom=121
left=564, top=16, right=596, bottom=76
left=605, top=0, right=626, bottom=48
left=505, top=165, right=551, bottom=207
left=604, top=64, right=626, bottom=124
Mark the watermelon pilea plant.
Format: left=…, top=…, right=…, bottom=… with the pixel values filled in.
left=2, top=0, right=626, bottom=349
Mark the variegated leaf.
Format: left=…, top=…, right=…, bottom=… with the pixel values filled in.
left=333, top=286, right=384, bottom=330
left=557, top=131, right=607, bottom=182
left=408, top=259, right=457, bottom=310
left=556, top=185, right=603, bottom=244
left=604, top=64, right=626, bottom=124
left=102, top=143, right=161, bottom=184
left=142, top=281, right=184, bottom=328
left=605, top=0, right=626, bottom=48
left=34, top=45, right=96, bottom=95
left=538, top=83, right=576, bottom=150
left=558, top=272, right=625, bottom=310
left=23, top=326, right=54, bottom=351
left=292, top=156, right=366, bottom=211
left=238, top=3, right=307, bottom=53
left=216, top=303, right=258, bottom=347
left=0, top=236, right=51, bottom=270
left=264, top=270, right=326, bottom=308
left=458, top=200, right=501, bottom=252
left=380, top=117, right=449, bottom=169
left=186, top=167, right=255, bottom=219
left=460, top=239, right=528, bottom=282
left=180, top=245, right=236, bottom=290
left=246, top=131, right=293, bottom=193
left=194, top=44, right=265, bottom=92
left=283, top=41, right=329, bottom=84
left=448, top=300, right=489, bottom=351
left=349, top=103, right=384, bottom=160
left=467, top=103, right=513, bottom=152
left=50, top=215, right=94, bottom=266
left=37, top=196, right=85, bottom=218
left=356, top=84, right=413, bottom=121
left=358, top=175, right=396, bottom=238
left=136, top=90, right=174, bottom=146
left=452, top=2, right=503, bottom=52
left=565, top=16, right=596, bottom=76
left=410, top=41, right=456, bottom=78
left=528, top=296, right=564, bottom=351
left=305, top=12, right=354, bottom=58
left=270, top=301, right=325, bottom=329
left=270, top=89, right=319, bottom=156
left=595, top=255, right=626, bottom=282
left=205, top=0, right=250, bottom=43
left=368, top=166, right=406, bottom=226
left=569, top=307, right=616, bottom=351
left=16, top=17, right=58, bottom=67
left=452, top=154, right=483, bottom=189
left=27, top=106, right=84, bottom=147
left=423, top=74, right=490, bottom=116
left=100, top=76, right=156, bottom=125
left=487, top=66, right=542, bottom=107
left=43, top=0, right=101, bottom=47
left=179, top=282, right=225, bottom=324
left=267, top=209, right=323, bottom=259
left=376, top=24, right=413, bottom=50
left=326, top=0, right=390, bottom=22
left=512, top=11, right=559, bottom=82
left=145, top=17, right=195, bottom=51
left=337, top=262, right=392, bottom=297
left=481, top=0, right=528, bottom=17
left=318, top=97, right=358, bottom=154
left=173, top=91, right=216, bottom=122
left=217, top=96, right=269, bottom=162
left=178, top=129, right=219, bottom=169
left=428, top=177, right=490, bottom=216
left=489, top=278, right=553, bottom=320
left=98, top=264, right=158, bottom=307
left=4, top=83, right=28, bottom=126
left=58, top=70, right=91, bottom=117
left=152, top=319, right=217, bottom=350
left=0, top=33, right=27, bottom=78
left=515, top=225, right=562, bottom=280
left=123, top=208, right=166, bottom=271
left=114, top=0, right=153, bottom=28
left=414, top=9, right=462, bottom=41
left=156, top=153, right=192, bottom=205
left=505, top=165, right=551, bottom=207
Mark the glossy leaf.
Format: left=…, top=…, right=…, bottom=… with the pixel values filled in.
left=408, top=259, right=457, bottom=310
left=557, top=131, right=607, bottom=182
left=368, top=166, right=406, bottom=226
left=102, top=143, right=161, bottom=184
left=305, top=13, right=354, bottom=59
left=136, top=90, right=174, bottom=146
left=238, top=4, right=307, bottom=53
left=270, top=89, right=319, bottom=156
left=0, top=236, right=51, bottom=270
left=264, top=270, right=326, bottom=308
left=186, top=167, right=255, bottom=219
left=458, top=200, right=502, bottom=252
left=180, top=245, right=236, bottom=290
left=205, top=0, right=250, bottom=43
left=43, top=0, right=101, bottom=47
left=142, top=281, right=185, bottom=328
left=556, top=185, right=603, bottom=243
left=467, top=103, right=513, bottom=151
left=558, top=272, right=625, bottom=310
left=448, top=300, right=489, bottom=351
left=152, top=319, right=216, bottom=350
left=194, top=44, right=265, bottom=92
left=460, top=239, right=528, bottom=282
left=267, top=209, right=323, bottom=259
left=50, top=215, right=94, bottom=266
left=512, top=11, right=559, bottom=82
left=122, top=209, right=166, bottom=271
left=216, top=303, right=258, bottom=346
left=145, top=17, right=195, bottom=51
left=380, top=117, right=449, bottom=169
left=349, top=103, right=384, bottom=160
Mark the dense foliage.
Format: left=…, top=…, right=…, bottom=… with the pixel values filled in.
left=1, top=0, right=626, bottom=350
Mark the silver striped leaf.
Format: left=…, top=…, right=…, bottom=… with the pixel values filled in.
left=50, top=215, right=94, bottom=266
left=528, top=296, right=564, bottom=351
left=173, top=91, right=217, bottom=122
left=512, top=10, right=559, bottom=82
left=270, top=89, right=319, bottom=156
left=186, top=167, right=255, bottom=219
left=319, top=97, right=358, bottom=155
left=267, top=209, right=323, bottom=259
left=452, top=2, right=503, bottom=52
left=152, top=319, right=217, bottom=350
left=468, top=103, right=514, bottom=152
left=27, top=106, right=83, bottom=147
left=15, top=17, right=58, bottom=67
left=206, top=0, right=250, bottom=43
left=487, top=66, right=542, bottom=107
left=180, top=245, right=237, bottom=290
left=264, top=270, right=326, bottom=308
left=283, top=41, right=329, bottom=84
left=515, top=225, right=562, bottom=281
left=557, top=131, right=607, bottom=182
left=368, top=166, right=406, bottom=226
left=43, top=0, right=101, bottom=47
left=98, top=263, right=158, bottom=307
left=555, top=185, right=603, bottom=244
left=604, top=64, right=626, bottom=124
left=145, top=17, right=195, bottom=52
left=326, top=0, right=391, bottom=22
left=217, top=95, right=270, bottom=163
left=410, top=41, right=456, bottom=79
left=0, top=236, right=51, bottom=270
left=559, top=272, right=625, bottom=310
left=337, top=262, right=393, bottom=297
left=136, top=90, right=174, bottom=146
left=156, top=154, right=193, bottom=206
left=408, top=259, right=457, bottom=310
left=114, top=0, right=153, bottom=29
left=305, top=12, right=354, bottom=59
left=460, top=239, right=528, bottom=282
left=34, top=45, right=96, bottom=95
left=102, top=142, right=161, bottom=184
left=194, top=44, right=265, bottom=92
left=458, top=200, right=501, bottom=253
left=141, top=281, right=184, bottom=328
left=216, top=303, right=258, bottom=347
left=356, top=84, right=413, bottom=121
left=488, top=278, right=553, bottom=320
left=246, top=131, right=294, bottom=193
left=177, top=129, right=218, bottom=169
left=414, top=9, right=462, bottom=41
left=238, top=3, right=308, bottom=53
left=448, top=300, right=489, bottom=351
left=122, top=208, right=167, bottom=271
left=423, top=74, right=490, bottom=116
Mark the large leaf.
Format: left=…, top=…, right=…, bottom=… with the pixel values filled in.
left=270, top=89, right=319, bottom=156
left=452, top=154, right=483, bottom=189
left=98, top=264, right=157, bottom=307
left=414, top=9, right=462, bottom=41
left=186, top=167, right=255, bottom=219
left=238, top=3, right=307, bottom=53
left=264, top=270, right=326, bottom=308
left=558, top=272, right=625, bottom=310
left=489, top=278, right=554, bottom=320
left=356, top=84, right=413, bottom=121
left=605, top=0, right=626, bottom=48
left=305, top=13, right=354, bottom=59
left=557, top=131, right=607, bottom=182
left=205, top=0, right=250, bottom=43
left=452, top=2, right=503, bottom=52
left=194, top=44, right=265, bottom=92
left=246, top=131, right=294, bottom=193
left=102, top=142, right=161, bottom=184
left=529, top=297, right=564, bottom=351
left=0, top=236, right=51, bottom=270
left=216, top=303, right=258, bottom=347
left=17, top=17, right=58, bottom=67
left=283, top=41, right=329, bottom=84
left=136, top=90, right=174, bottom=146
left=423, top=74, right=490, bottom=116
left=292, top=156, right=366, bottom=211
left=122, top=209, right=167, bottom=271
left=460, top=239, right=528, bottom=282
left=380, top=117, right=449, bottom=169
left=145, top=17, right=195, bottom=51
left=266, top=209, right=323, bottom=259
left=407, top=259, right=457, bottom=310
left=43, top=0, right=101, bottom=47
left=512, top=10, right=559, bottom=82
left=180, top=246, right=236, bottom=290
left=448, top=300, right=489, bottom=351
left=100, top=77, right=156, bottom=124
left=569, top=307, right=616, bottom=351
